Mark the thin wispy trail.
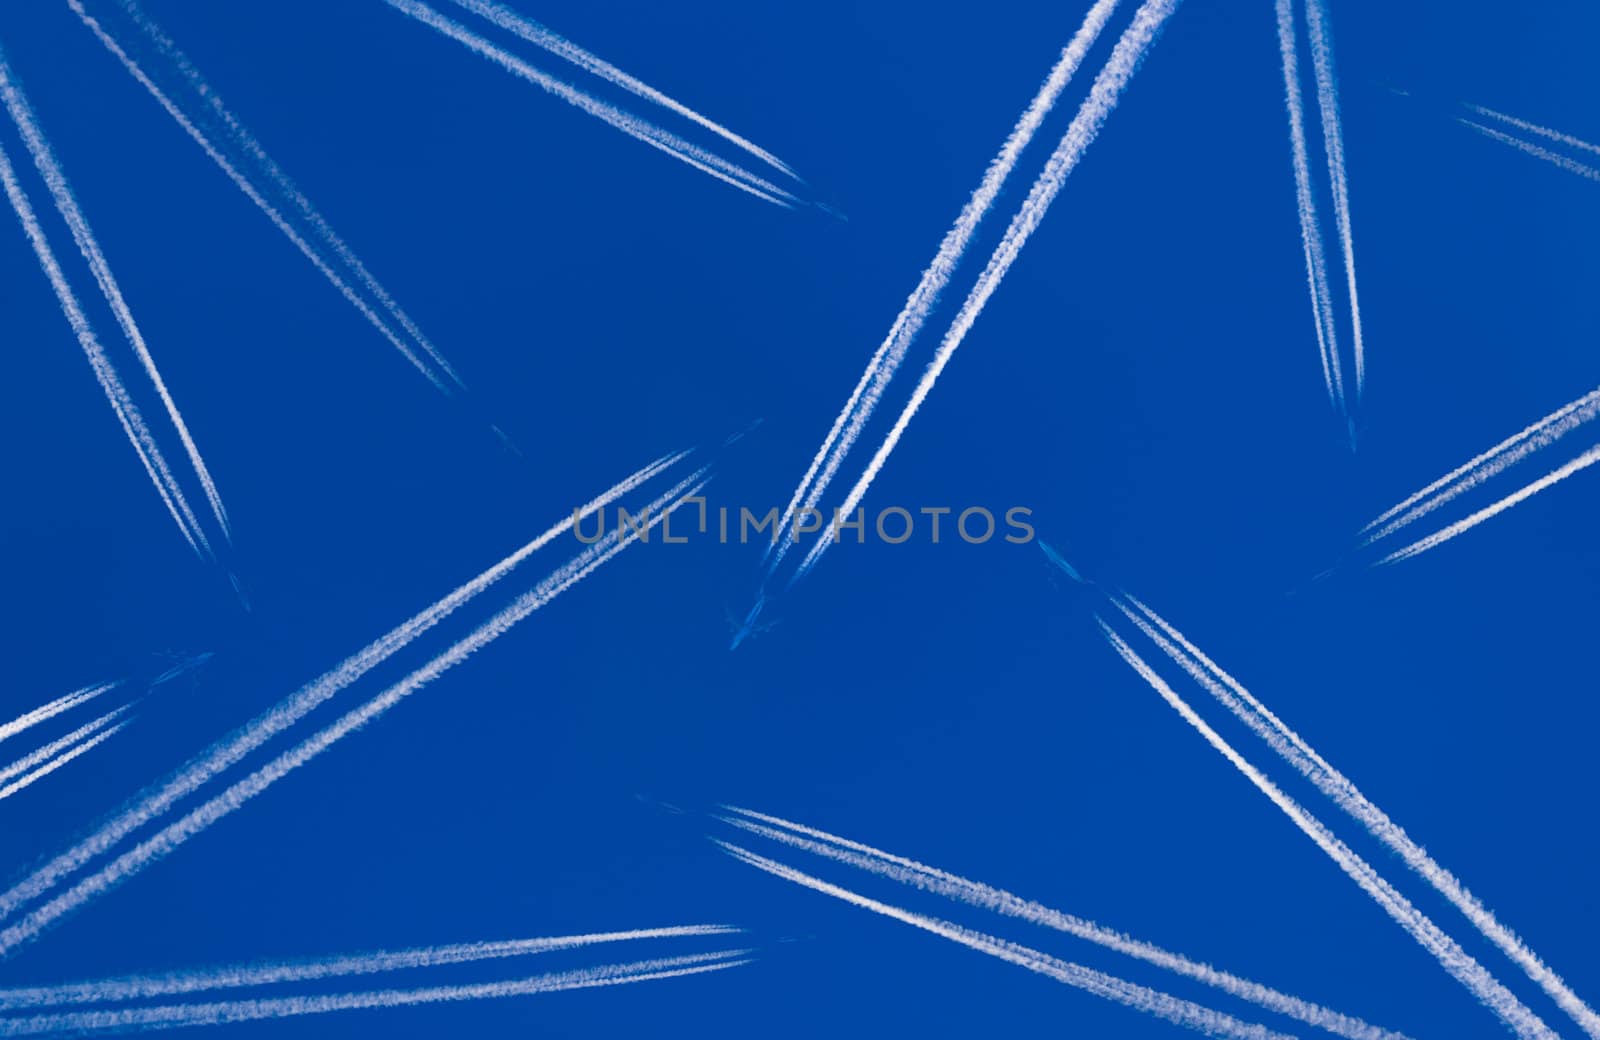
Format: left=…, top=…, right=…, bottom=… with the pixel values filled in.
left=794, top=0, right=1181, bottom=582
left=763, top=0, right=1122, bottom=573
left=383, top=0, right=799, bottom=207
left=720, top=809, right=1407, bottom=1040
left=0, top=41, right=231, bottom=545
left=0, top=707, right=131, bottom=788
left=0, top=468, right=709, bottom=955
left=1459, top=119, right=1600, bottom=184
left=0, top=952, right=748, bottom=1036
left=0, top=136, right=208, bottom=558
left=0, top=683, right=116, bottom=746
left=0, top=926, right=739, bottom=1010
left=443, top=0, right=800, bottom=181
left=1302, top=0, right=1365, bottom=402
left=0, top=723, right=131, bottom=804
left=1113, top=594, right=1600, bottom=1038
left=1095, top=621, right=1558, bottom=1040
left=1274, top=0, right=1345, bottom=421
left=1360, top=387, right=1600, bottom=547
left=68, top=0, right=462, bottom=394
left=0, top=451, right=688, bottom=948
left=718, top=843, right=1289, bottom=1040
left=1466, top=104, right=1600, bottom=159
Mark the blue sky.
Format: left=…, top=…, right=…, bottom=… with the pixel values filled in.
left=1, top=1, right=1597, bottom=1036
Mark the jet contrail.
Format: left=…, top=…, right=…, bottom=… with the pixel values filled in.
left=1112, top=593, right=1600, bottom=1039
left=721, top=808, right=1408, bottom=1040
left=718, top=842, right=1290, bottom=1040
left=763, top=0, right=1122, bottom=572
left=0, top=683, right=116, bottom=746
left=0, top=469, right=708, bottom=955
left=383, top=0, right=799, bottom=206
left=0, top=722, right=131, bottom=804
left=0, top=952, right=748, bottom=1036
left=1466, top=104, right=1600, bottom=160
left=0, top=925, right=738, bottom=1010
left=1459, top=119, right=1600, bottom=184
left=1360, top=386, right=1600, bottom=547
left=0, top=706, right=131, bottom=789
left=1095, top=619, right=1558, bottom=1040
left=443, top=0, right=800, bottom=180
left=0, top=451, right=687, bottom=947
left=1375, top=442, right=1600, bottom=565
left=794, top=0, right=1181, bottom=582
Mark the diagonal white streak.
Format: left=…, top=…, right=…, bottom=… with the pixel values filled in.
left=0, top=707, right=131, bottom=788
left=0, top=722, right=131, bottom=803
left=1466, top=104, right=1600, bottom=159
left=1460, top=119, right=1600, bottom=184
left=0, top=683, right=117, bottom=747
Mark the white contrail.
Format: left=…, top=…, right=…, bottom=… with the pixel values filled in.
left=1466, top=104, right=1600, bottom=159
left=0, top=135, right=208, bottom=558
left=1095, top=620, right=1558, bottom=1040
left=0, top=952, right=747, bottom=1036
left=1113, top=593, right=1600, bottom=1038
left=0, top=469, right=708, bottom=955
left=721, top=808, right=1407, bottom=1040
left=443, top=0, right=800, bottom=180
left=0, top=723, right=131, bottom=804
left=0, top=706, right=131, bottom=788
left=67, top=0, right=462, bottom=393
left=763, top=0, right=1121, bottom=572
left=0, top=451, right=685, bottom=943
left=0, top=925, right=738, bottom=1009
left=1360, top=386, right=1600, bottom=546
left=718, top=842, right=1290, bottom=1040
left=1303, top=0, right=1365, bottom=402
left=1459, top=119, right=1600, bottom=184
left=794, top=0, right=1180, bottom=582
left=1375, top=442, right=1600, bottom=565
left=0, top=683, right=116, bottom=746
left=383, top=0, right=799, bottom=207
left=1274, top=0, right=1345, bottom=419
left=0, top=41, right=232, bottom=544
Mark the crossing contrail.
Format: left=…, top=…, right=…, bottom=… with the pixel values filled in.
left=718, top=842, right=1290, bottom=1040
left=443, top=0, right=800, bottom=181
left=0, top=683, right=117, bottom=746
left=0, top=951, right=748, bottom=1036
left=0, top=722, right=131, bottom=804
left=1459, top=119, right=1600, bottom=183
left=794, top=0, right=1181, bottom=582
left=0, top=451, right=690, bottom=952
left=0, top=706, right=131, bottom=790
left=1466, top=104, right=1600, bottom=160
left=383, top=0, right=799, bottom=206
left=1095, top=619, right=1559, bottom=1040
left=0, top=926, right=739, bottom=1010
left=1112, top=592, right=1600, bottom=1038
left=720, top=807, right=1408, bottom=1040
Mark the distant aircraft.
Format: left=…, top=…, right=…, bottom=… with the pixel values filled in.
left=727, top=594, right=777, bottom=651
left=148, top=650, right=214, bottom=691
left=723, top=418, right=764, bottom=446
left=1038, top=540, right=1085, bottom=584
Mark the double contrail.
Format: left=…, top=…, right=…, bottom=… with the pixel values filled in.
left=0, top=706, right=132, bottom=804
left=1460, top=103, right=1600, bottom=183
left=720, top=807, right=1408, bottom=1040
left=0, top=683, right=117, bottom=746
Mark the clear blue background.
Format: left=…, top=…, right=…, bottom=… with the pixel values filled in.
left=1, top=0, right=1597, bottom=1035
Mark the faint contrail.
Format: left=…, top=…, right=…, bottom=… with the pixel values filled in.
left=0, top=451, right=686, bottom=948
left=1459, top=119, right=1600, bottom=183
left=0, top=683, right=117, bottom=746
left=0, top=926, right=738, bottom=1009
left=794, top=0, right=1181, bottom=582
left=0, top=41, right=232, bottom=545
left=1375, top=442, right=1600, bottom=565
left=0, top=706, right=131, bottom=789
left=443, top=0, right=800, bottom=180
left=1466, top=104, right=1600, bottom=159
left=718, top=842, right=1290, bottom=1040
left=1096, top=620, right=1558, bottom=1040
left=68, top=0, right=464, bottom=393
left=0, top=469, right=708, bottom=955
left=383, top=0, right=799, bottom=206
left=720, top=808, right=1408, bottom=1040
left=0, top=952, right=747, bottom=1036
left=0, top=722, right=131, bottom=804
left=1113, top=593, right=1600, bottom=1039
left=763, top=0, right=1121, bottom=572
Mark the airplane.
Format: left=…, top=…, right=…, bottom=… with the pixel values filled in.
left=727, top=594, right=777, bottom=651
left=1037, top=540, right=1085, bottom=584
left=147, top=650, right=214, bottom=691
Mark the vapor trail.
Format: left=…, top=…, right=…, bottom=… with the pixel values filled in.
left=0, top=926, right=739, bottom=1010
left=794, top=0, right=1180, bottom=582
left=0, top=706, right=131, bottom=788
left=0, top=451, right=686, bottom=947
left=68, top=0, right=463, bottom=393
left=0, top=683, right=116, bottom=746
left=1112, top=593, right=1600, bottom=1038
left=721, top=808, right=1408, bottom=1040
left=383, top=0, right=798, bottom=206
left=718, top=842, right=1290, bottom=1040
left=1459, top=119, right=1600, bottom=183
left=0, top=469, right=708, bottom=955
left=443, top=0, right=800, bottom=180
left=1096, top=620, right=1558, bottom=1040
left=0, top=724, right=130, bottom=804
left=1466, top=104, right=1600, bottom=159
left=763, top=0, right=1121, bottom=572
left=0, top=952, right=747, bottom=1036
